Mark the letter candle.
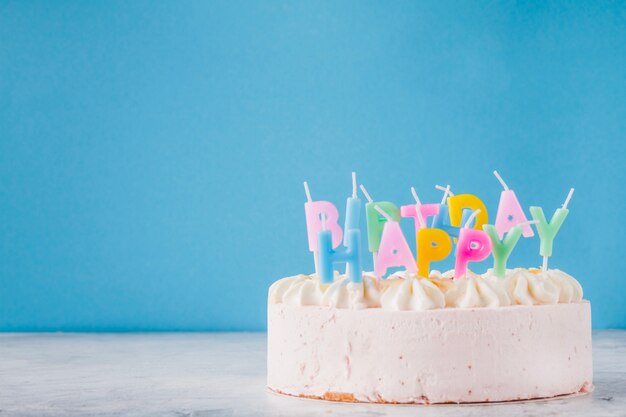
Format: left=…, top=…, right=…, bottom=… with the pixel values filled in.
left=303, top=181, right=343, bottom=276
left=343, top=172, right=360, bottom=241
left=373, top=205, right=417, bottom=278
left=318, top=214, right=362, bottom=284
left=493, top=170, right=534, bottom=238
left=430, top=185, right=474, bottom=238
left=400, top=196, right=440, bottom=237
left=448, top=194, right=489, bottom=230
left=409, top=187, right=427, bottom=230
left=483, top=220, right=539, bottom=278
left=360, top=184, right=400, bottom=269
left=411, top=188, right=452, bottom=277
left=530, top=188, right=575, bottom=271
left=454, top=210, right=493, bottom=278
left=430, top=185, right=454, bottom=231
left=343, top=172, right=361, bottom=275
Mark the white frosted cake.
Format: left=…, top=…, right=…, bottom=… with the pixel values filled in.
left=268, top=174, right=590, bottom=404
left=267, top=269, right=592, bottom=404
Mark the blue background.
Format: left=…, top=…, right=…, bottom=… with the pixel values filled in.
left=1, top=1, right=625, bottom=331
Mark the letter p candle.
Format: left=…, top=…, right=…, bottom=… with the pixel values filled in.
left=454, top=210, right=493, bottom=278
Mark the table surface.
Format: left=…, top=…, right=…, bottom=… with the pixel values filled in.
left=0, top=331, right=624, bottom=417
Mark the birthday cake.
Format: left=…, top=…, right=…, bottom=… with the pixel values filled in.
left=267, top=173, right=592, bottom=404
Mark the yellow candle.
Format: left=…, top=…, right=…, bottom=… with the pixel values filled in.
left=448, top=194, right=488, bottom=230
left=417, top=228, right=452, bottom=277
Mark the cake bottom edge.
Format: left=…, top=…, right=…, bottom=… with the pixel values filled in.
left=267, top=383, right=594, bottom=405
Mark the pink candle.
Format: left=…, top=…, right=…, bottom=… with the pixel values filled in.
left=401, top=203, right=440, bottom=235
left=374, top=205, right=417, bottom=278
left=303, top=182, right=343, bottom=275
left=454, top=210, right=493, bottom=278
left=493, top=171, right=534, bottom=239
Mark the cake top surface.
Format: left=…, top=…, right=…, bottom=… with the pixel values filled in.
left=269, top=268, right=583, bottom=311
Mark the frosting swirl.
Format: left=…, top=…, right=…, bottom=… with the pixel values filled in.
left=268, top=274, right=325, bottom=306
left=321, top=273, right=381, bottom=309
left=545, top=269, right=583, bottom=303
left=380, top=272, right=446, bottom=311
left=444, top=272, right=511, bottom=308
left=492, top=268, right=583, bottom=305
left=269, top=268, right=584, bottom=310
left=268, top=273, right=381, bottom=309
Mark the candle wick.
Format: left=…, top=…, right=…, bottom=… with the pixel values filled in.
left=562, top=188, right=575, bottom=210
left=374, top=204, right=393, bottom=222
left=410, top=187, right=426, bottom=228
left=493, top=170, right=509, bottom=191
left=464, top=209, right=481, bottom=229
left=435, top=184, right=453, bottom=203
left=516, top=219, right=539, bottom=228
left=359, top=184, right=374, bottom=203
left=303, top=181, right=313, bottom=202
left=351, top=172, right=357, bottom=198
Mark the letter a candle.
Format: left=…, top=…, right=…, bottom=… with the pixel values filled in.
left=493, top=170, right=534, bottom=238
left=360, top=184, right=400, bottom=269
left=373, top=205, right=417, bottom=278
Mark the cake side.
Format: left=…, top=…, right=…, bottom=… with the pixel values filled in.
left=267, top=302, right=592, bottom=404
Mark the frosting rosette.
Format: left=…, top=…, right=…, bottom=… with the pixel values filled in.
left=269, top=268, right=583, bottom=310
left=268, top=272, right=381, bottom=309
left=488, top=268, right=583, bottom=305
left=321, top=273, right=381, bottom=309
left=444, top=271, right=511, bottom=308
left=380, top=272, right=446, bottom=311
left=268, top=274, right=325, bottom=306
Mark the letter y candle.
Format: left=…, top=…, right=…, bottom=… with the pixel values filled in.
left=530, top=188, right=575, bottom=271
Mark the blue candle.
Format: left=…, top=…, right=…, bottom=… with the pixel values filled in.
left=318, top=228, right=362, bottom=284
left=430, top=186, right=474, bottom=238
left=343, top=172, right=361, bottom=246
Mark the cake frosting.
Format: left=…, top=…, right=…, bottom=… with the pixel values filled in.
left=268, top=268, right=584, bottom=310
left=482, top=268, right=584, bottom=306
left=267, top=268, right=592, bottom=404
left=380, top=272, right=446, bottom=311
left=269, top=272, right=381, bottom=309
left=268, top=301, right=592, bottom=404
left=321, top=273, right=381, bottom=309
left=444, top=272, right=512, bottom=308
left=268, top=274, right=325, bottom=306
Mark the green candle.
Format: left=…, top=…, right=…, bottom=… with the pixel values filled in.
left=359, top=184, right=401, bottom=258
left=365, top=201, right=400, bottom=252
left=483, top=224, right=523, bottom=278
left=529, top=188, right=574, bottom=271
left=529, top=207, right=569, bottom=257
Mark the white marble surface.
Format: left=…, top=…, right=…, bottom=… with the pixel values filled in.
left=0, top=331, right=624, bottom=417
